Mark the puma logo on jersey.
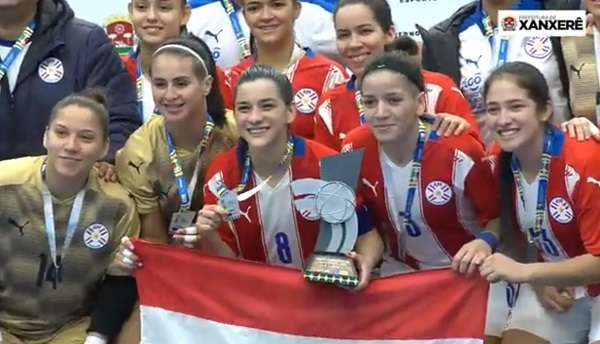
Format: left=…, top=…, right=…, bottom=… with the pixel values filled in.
left=362, top=178, right=379, bottom=197
left=587, top=176, right=600, bottom=187
left=204, top=29, right=223, bottom=43
left=239, top=205, right=252, bottom=223
left=465, top=55, right=482, bottom=68
left=570, top=63, right=585, bottom=79
left=128, top=161, right=143, bottom=174
left=8, top=218, right=29, bottom=236
left=160, top=185, right=173, bottom=199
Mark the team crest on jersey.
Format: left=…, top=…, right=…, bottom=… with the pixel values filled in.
left=425, top=181, right=452, bottom=205
left=549, top=197, right=573, bottom=223
left=524, top=37, right=552, bottom=59
left=83, top=223, right=110, bottom=249
left=38, top=57, right=64, bottom=83
left=294, top=88, right=319, bottom=114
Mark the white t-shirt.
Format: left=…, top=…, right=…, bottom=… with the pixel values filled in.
left=458, top=23, right=568, bottom=145
left=0, top=40, right=30, bottom=95
left=187, top=0, right=337, bottom=69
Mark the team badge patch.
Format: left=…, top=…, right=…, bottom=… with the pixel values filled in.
left=425, top=181, right=452, bottom=205
left=38, top=57, right=64, bottom=83
left=294, top=88, right=319, bottom=114
left=83, top=223, right=110, bottom=249
left=549, top=197, right=573, bottom=224
left=524, top=37, right=552, bottom=59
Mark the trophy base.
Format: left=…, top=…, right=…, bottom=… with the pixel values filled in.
left=303, top=253, right=359, bottom=287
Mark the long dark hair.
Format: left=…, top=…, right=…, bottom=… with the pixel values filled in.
left=151, top=33, right=227, bottom=127
left=233, top=64, right=294, bottom=175
left=483, top=61, right=552, bottom=259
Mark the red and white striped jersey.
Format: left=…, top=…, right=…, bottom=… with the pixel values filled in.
left=342, top=125, right=497, bottom=275
left=203, top=137, right=372, bottom=270
left=491, top=130, right=600, bottom=297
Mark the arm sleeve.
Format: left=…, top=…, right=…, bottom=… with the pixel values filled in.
left=106, top=196, right=142, bottom=276
left=83, top=26, right=141, bottom=162
left=573, top=150, right=600, bottom=256
left=203, top=159, right=240, bottom=255
left=461, top=136, right=500, bottom=226
left=115, top=129, right=160, bottom=214
left=314, top=96, right=341, bottom=151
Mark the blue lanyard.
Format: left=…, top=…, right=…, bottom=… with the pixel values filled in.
left=217, top=137, right=295, bottom=197
left=136, top=58, right=159, bottom=120
left=347, top=77, right=366, bottom=125
left=510, top=129, right=553, bottom=242
left=41, top=164, right=85, bottom=289
left=0, top=20, right=35, bottom=82
left=220, top=0, right=251, bottom=59
left=165, top=115, right=215, bottom=211
left=401, top=120, right=433, bottom=228
left=479, top=8, right=509, bottom=67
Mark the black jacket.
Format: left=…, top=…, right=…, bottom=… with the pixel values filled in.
left=417, top=0, right=581, bottom=116
left=0, top=0, right=141, bottom=162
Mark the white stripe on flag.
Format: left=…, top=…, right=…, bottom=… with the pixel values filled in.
left=140, top=306, right=482, bottom=344
left=133, top=240, right=488, bottom=344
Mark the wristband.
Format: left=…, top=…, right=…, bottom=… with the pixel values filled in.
left=475, top=232, right=498, bottom=252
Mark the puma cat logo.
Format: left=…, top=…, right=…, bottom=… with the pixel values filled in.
left=128, top=161, right=144, bottom=174
left=587, top=176, right=600, bottom=188
left=465, top=55, right=482, bottom=68
left=361, top=178, right=379, bottom=197
left=160, top=185, right=173, bottom=199
left=570, top=63, right=585, bottom=79
left=8, top=218, right=29, bottom=236
left=239, top=205, right=252, bottom=223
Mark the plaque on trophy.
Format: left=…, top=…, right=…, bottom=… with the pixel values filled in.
left=290, top=149, right=364, bottom=287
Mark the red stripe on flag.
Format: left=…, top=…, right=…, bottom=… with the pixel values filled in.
left=133, top=239, right=488, bottom=340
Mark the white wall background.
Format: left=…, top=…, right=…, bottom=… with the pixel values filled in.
left=68, top=0, right=475, bottom=41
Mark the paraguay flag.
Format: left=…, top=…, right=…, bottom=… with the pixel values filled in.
left=133, top=240, right=488, bottom=344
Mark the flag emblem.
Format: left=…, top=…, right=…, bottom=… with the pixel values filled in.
left=38, top=57, right=64, bottom=83
left=425, top=180, right=452, bottom=205
left=524, top=37, right=552, bottom=59
left=294, top=88, right=318, bottom=114
left=549, top=197, right=573, bottom=223
left=83, top=223, right=110, bottom=249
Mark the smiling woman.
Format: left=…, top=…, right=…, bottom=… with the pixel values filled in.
left=225, top=0, right=348, bottom=139
left=481, top=61, right=600, bottom=344
left=116, top=34, right=238, bottom=247
left=122, top=0, right=233, bottom=121
left=189, top=65, right=382, bottom=292
left=0, top=88, right=140, bottom=343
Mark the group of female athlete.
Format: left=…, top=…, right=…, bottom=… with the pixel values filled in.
left=1, top=0, right=600, bottom=343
